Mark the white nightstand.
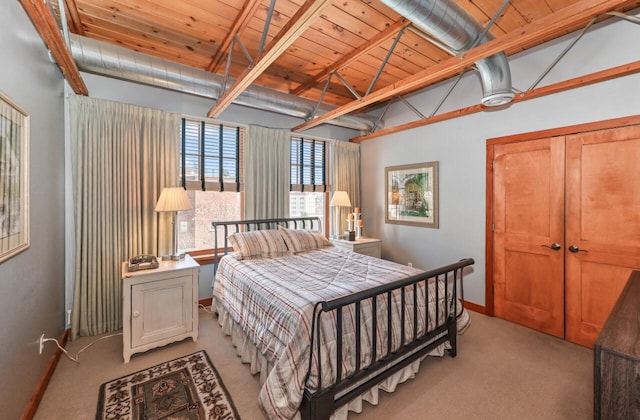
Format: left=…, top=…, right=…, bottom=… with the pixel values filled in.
left=331, top=237, right=382, bottom=258
left=121, top=254, right=200, bottom=363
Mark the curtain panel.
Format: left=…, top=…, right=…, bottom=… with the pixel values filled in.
left=69, top=96, right=180, bottom=338
left=244, top=125, right=290, bottom=219
left=331, top=140, right=360, bottom=237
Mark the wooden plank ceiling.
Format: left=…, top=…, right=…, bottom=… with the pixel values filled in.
left=34, top=0, right=640, bottom=133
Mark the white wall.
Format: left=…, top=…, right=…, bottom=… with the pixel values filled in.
left=360, top=13, right=640, bottom=306
left=0, top=3, right=66, bottom=418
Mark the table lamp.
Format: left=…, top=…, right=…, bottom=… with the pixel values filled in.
left=329, top=190, right=351, bottom=239
left=155, top=187, right=192, bottom=260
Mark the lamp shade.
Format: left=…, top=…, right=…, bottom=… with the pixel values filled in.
left=155, top=187, right=192, bottom=212
left=329, top=191, right=351, bottom=207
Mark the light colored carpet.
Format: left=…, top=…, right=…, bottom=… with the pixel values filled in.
left=35, top=309, right=593, bottom=419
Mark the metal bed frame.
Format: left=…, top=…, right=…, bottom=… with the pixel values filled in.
left=211, top=217, right=474, bottom=420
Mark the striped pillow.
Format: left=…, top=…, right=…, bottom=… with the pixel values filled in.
left=278, top=226, right=333, bottom=254
left=228, top=230, right=289, bottom=260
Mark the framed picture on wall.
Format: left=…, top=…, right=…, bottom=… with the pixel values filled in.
left=0, top=91, right=30, bottom=263
left=385, top=161, right=439, bottom=228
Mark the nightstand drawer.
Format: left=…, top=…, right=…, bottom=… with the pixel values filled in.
left=354, top=242, right=381, bottom=258
left=331, top=237, right=381, bottom=258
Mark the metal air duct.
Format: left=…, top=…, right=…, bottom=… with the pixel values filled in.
left=380, top=0, right=514, bottom=106
left=68, top=34, right=381, bottom=132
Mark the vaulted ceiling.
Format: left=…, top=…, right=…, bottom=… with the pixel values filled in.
left=20, top=0, right=640, bottom=138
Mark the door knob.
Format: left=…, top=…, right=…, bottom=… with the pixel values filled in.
left=568, top=245, right=587, bottom=253
left=541, top=243, right=561, bottom=250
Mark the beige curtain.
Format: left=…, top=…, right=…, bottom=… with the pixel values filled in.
left=331, top=140, right=360, bottom=237
left=244, top=125, right=290, bottom=219
left=69, top=96, right=179, bottom=338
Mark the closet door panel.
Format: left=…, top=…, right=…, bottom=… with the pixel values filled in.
left=493, top=138, right=565, bottom=337
left=565, top=125, right=640, bottom=347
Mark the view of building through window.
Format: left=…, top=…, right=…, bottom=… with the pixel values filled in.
left=289, top=191, right=326, bottom=231
left=177, top=190, right=241, bottom=251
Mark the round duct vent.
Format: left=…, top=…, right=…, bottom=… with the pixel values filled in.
left=482, top=92, right=515, bottom=107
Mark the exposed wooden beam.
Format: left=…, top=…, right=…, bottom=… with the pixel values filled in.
left=351, top=60, right=640, bottom=142
left=206, top=0, right=262, bottom=73
left=19, top=0, right=88, bottom=95
left=293, top=0, right=639, bottom=132
left=63, top=0, right=84, bottom=35
left=290, top=18, right=411, bottom=96
left=207, top=0, right=332, bottom=118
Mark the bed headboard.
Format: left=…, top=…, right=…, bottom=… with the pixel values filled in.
left=211, top=216, right=322, bottom=271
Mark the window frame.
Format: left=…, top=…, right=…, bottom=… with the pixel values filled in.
left=290, top=136, right=327, bottom=193
left=179, top=127, right=335, bottom=264
left=289, top=136, right=330, bottom=238
left=179, top=118, right=245, bottom=265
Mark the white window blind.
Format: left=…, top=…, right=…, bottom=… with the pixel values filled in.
left=181, top=118, right=244, bottom=191
left=290, top=137, right=326, bottom=192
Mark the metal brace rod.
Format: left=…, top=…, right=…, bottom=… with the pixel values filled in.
left=469, top=0, right=510, bottom=51
left=399, top=96, right=426, bottom=119
left=259, top=0, right=277, bottom=55
left=235, top=34, right=254, bottom=66
left=528, top=11, right=639, bottom=91
left=370, top=98, right=396, bottom=133
left=528, top=17, right=597, bottom=91
left=607, top=11, right=640, bottom=24
left=429, top=70, right=466, bottom=117
left=310, top=73, right=333, bottom=120
left=222, top=37, right=235, bottom=96
left=366, top=27, right=407, bottom=96
left=335, top=71, right=362, bottom=100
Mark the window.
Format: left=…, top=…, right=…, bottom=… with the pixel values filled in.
left=290, top=137, right=326, bottom=192
left=289, top=137, right=328, bottom=233
left=182, top=119, right=243, bottom=191
left=178, top=119, right=244, bottom=253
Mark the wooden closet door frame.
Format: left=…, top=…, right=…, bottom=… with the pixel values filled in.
left=485, top=114, right=640, bottom=316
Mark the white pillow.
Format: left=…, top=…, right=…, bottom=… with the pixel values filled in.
left=228, top=229, right=289, bottom=260
left=278, top=226, right=332, bottom=254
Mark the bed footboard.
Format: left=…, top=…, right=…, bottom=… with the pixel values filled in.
left=300, top=257, right=474, bottom=420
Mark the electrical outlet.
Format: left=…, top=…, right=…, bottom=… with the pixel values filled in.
left=39, top=334, right=45, bottom=355
left=408, top=262, right=413, bottom=267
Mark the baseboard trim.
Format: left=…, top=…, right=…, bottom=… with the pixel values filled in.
left=22, top=328, right=70, bottom=420
left=199, top=297, right=213, bottom=308
left=464, top=300, right=486, bottom=315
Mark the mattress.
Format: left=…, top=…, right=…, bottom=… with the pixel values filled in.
left=213, top=246, right=469, bottom=419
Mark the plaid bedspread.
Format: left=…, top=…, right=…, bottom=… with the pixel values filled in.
left=213, top=247, right=468, bottom=419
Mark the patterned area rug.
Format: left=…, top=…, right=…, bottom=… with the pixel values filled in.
left=96, top=350, right=240, bottom=419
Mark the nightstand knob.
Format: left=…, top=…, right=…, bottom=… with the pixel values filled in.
left=133, top=311, right=140, bottom=318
